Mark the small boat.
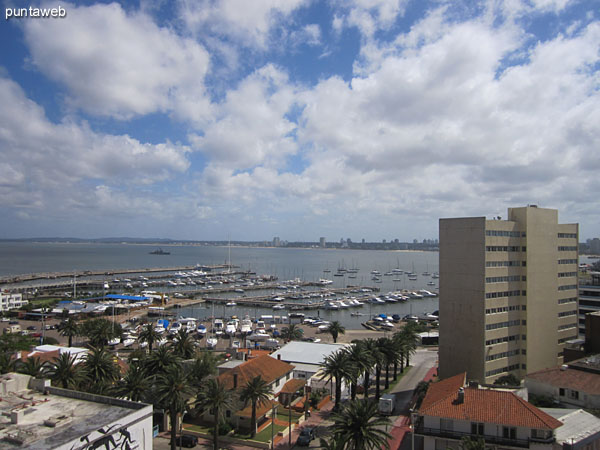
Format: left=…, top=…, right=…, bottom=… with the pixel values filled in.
left=108, top=337, right=120, bottom=346
left=225, top=321, right=237, bottom=335
left=206, top=337, right=218, bottom=348
left=149, top=248, right=170, bottom=255
left=272, top=304, right=285, bottom=310
left=197, top=324, right=207, bottom=335
left=226, top=301, right=237, bottom=307
left=240, top=319, right=252, bottom=334
left=122, top=338, right=135, bottom=347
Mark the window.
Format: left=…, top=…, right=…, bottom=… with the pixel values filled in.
left=226, top=410, right=231, bottom=418
left=559, top=388, right=565, bottom=396
left=569, top=390, right=579, bottom=400
left=503, top=427, right=516, bottom=440
left=471, top=422, right=484, bottom=435
left=440, top=418, right=454, bottom=431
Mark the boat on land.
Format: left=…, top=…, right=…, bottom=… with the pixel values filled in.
left=206, top=337, right=218, bottom=348
left=149, top=248, right=170, bottom=255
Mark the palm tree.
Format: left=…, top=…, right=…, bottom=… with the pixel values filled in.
left=373, top=338, right=388, bottom=400
left=79, top=318, right=122, bottom=348
left=327, top=321, right=346, bottom=343
left=280, top=323, right=304, bottom=342
left=330, top=399, right=392, bottom=450
left=81, top=346, right=120, bottom=394
left=170, top=329, right=197, bottom=360
left=145, top=344, right=181, bottom=377
left=57, top=318, right=79, bottom=347
left=395, top=323, right=419, bottom=368
left=378, top=337, right=398, bottom=390
left=47, top=352, right=84, bottom=389
left=189, top=351, right=218, bottom=390
left=138, top=323, right=162, bottom=352
left=196, top=378, right=233, bottom=450
left=17, top=356, right=45, bottom=377
left=344, top=342, right=373, bottom=400
left=0, top=352, right=16, bottom=374
left=319, top=434, right=347, bottom=450
left=320, top=349, right=353, bottom=411
left=111, top=363, right=151, bottom=402
left=239, top=375, right=272, bottom=438
left=361, top=338, right=380, bottom=399
left=155, top=364, right=195, bottom=450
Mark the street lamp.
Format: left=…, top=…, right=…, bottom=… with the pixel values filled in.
left=179, top=410, right=188, bottom=450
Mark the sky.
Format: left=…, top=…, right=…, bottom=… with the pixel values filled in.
left=0, top=0, right=598, bottom=242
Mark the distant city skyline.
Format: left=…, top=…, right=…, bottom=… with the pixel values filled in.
left=1, top=1, right=598, bottom=241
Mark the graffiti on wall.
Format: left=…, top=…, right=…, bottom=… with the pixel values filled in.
left=71, top=424, right=139, bottom=450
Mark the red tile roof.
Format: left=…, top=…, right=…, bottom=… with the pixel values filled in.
left=419, top=374, right=562, bottom=430
left=279, top=378, right=306, bottom=395
left=420, top=372, right=465, bottom=410
left=219, top=354, right=294, bottom=390
left=236, top=399, right=277, bottom=418
left=526, top=366, right=600, bottom=395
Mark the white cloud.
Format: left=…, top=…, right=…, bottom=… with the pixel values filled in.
left=23, top=2, right=211, bottom=122
left=189, top=65, right=298, bottom=169
left=0, top=76, right=190, bottom=218
left=177, top=0, right=310, bottom=49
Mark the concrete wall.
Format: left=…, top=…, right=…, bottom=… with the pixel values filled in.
left=439, top=217, right=487, bottom=381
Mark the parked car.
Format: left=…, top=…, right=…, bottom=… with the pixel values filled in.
left=27, top=325, right=36, bottom=331
left=296, top=427, right=315, bottom=446
left=171, top=434, right=197, bottom=448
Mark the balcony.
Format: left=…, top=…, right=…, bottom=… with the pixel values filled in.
left=414, top=425, right=554, bottom=449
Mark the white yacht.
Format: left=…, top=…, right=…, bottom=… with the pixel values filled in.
left=225, top=321, right=237, bottom=335
left=240, top=318, right=252, bottom=334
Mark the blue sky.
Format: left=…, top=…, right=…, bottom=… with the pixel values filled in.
left=1, top=0, right=598, bottom=241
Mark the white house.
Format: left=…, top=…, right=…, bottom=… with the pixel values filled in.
left=0, top=291, right=27, bottom=311
left=416, top=373, right=563, bottom=450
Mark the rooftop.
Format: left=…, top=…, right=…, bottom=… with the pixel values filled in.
left=218, top=354, right=294, bottom=390
left=419, top=374, right=562, bottom=430
left=269, top=341, right=347, bottom=366
left=0, top=373, right=151, bottom=449
left=543, top=408, right=600, bottom=445
left=526, top=362, right=600, bottom=395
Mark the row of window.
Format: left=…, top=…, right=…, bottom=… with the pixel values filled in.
left=559, top=259, right=577, bottom=264
left=486, top=290, right=523, bottom=299
left=486, top=230, right=524, bottom=237
left=485, top=363, right=521, bottom=377
left=558, top=285, right=577, bottom=291
left=558, top=335, right=578, bottom=344
left=485, top=305, right=522, bottom=314
left=486, top=246, right=524, bottom=252
left=486, top=334, right=522, bottom=345
left=485, top=349, right=520, bottom=361
left=558, top=297, right=577, bottom=304
left=558, top=310, right=577, bottom=317
left=558, top=246, right=577, bottom=251
left=558, top=272, right=577, bottom=278
left=486, top=260, right=524, bottom=267
left=558, top=323, right=577, bottom=330
left=580, top=299, right=600, bottom=306
left=485, top=275, right=524, bottom=283
left=486, top=319, right=522, bottom=331
left=558, top=233, right=577, bottom=239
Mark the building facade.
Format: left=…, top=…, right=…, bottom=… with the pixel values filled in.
left=0, top=291, right=27, bottom=312
left=439, top=206, right=579, bottom=383
left=579, top=273, right=600, bottom=337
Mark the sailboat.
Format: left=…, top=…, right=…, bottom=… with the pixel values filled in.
left=206, top=301, right=218, bottom=349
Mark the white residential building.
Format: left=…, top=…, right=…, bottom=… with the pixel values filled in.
left=0, top=291, right=27, bottom=311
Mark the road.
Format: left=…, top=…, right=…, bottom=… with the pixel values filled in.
left=390, top=348, right=438, bottom=415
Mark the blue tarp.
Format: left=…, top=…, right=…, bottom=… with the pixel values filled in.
left=105, top=294, right=149, bottom=301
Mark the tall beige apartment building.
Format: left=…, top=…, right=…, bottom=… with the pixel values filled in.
left=439, top=206, right=579, bottom=383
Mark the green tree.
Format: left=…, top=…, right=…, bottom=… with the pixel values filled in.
left=57, top=317, right=79, bottom=348
left=280, top=323, right=304, bottom=342
left=361, top=338, right=380, bottom=399
left=395, top=322, right=419, bottom=368
left=155, top=364, right=195, bottom=450
left=327, top=321, right=346, bottom=343
left=319, top=434, right=347, bottom=450
left=189, top=351, right=218, bottom=389
left=111, top=363, right=151, bottom=402
left=330, top=399, right=392, bottom=450
left=17, top=356, right=45, bottom=377
left=493, top=373, right=520, bottom=386
left=239, top=375, right=272, bottom=438
left=79, top=318, right=122, bottom=348
left=138, top=322, right=162, bottom=352
left=320, top=349, right=353, bottom=411
left=345, top=341, right=373, bottom=400
left=47, top=352, right=84, bottom=389
left=196, top=378, right=233, bottom=450
left=460, top=436, right=486, bottom=450
left=170, top=329, right=197, bottom=360
left=145, top=345, right=181, bottom=377
left=81, top=346, right=120, bottom=394
left=0, top=352, right=16, bottom=374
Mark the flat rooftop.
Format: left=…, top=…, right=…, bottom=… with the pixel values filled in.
left=270, top=341, right=347, bottom=366
left=0, top=373, right=150, bottom=448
